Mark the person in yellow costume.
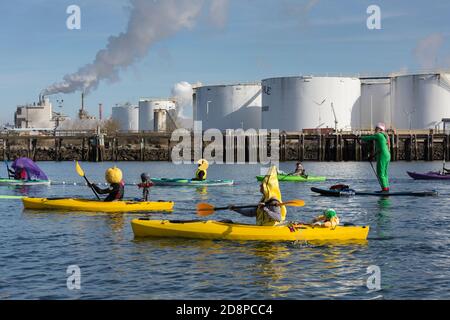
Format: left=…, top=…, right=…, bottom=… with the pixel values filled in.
left=88, top=166, right=125, bottom=202
left=194, top=159, right=209, bottom=181
left=229, top=166, right=286, bottom=226
left=311, top=209, right=340, bottom=228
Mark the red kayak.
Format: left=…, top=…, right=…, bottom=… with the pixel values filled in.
left=407, top=171, right=450, bottom=180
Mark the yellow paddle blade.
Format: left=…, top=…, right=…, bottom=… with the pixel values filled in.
left=75, top=161, right=85, bottom=177
left=196, top=203, right=215, bottom=216
left=282, top=199, right=305, bottom=207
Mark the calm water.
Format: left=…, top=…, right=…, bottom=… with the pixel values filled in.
left=1, top=161, right=450, bottom=299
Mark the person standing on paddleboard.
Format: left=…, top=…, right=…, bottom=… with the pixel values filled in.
left=360, top=123, right=391, bottom=192
left=229, top=166, right=287, bottom=226
left=88, top=166, right=125, bottom=202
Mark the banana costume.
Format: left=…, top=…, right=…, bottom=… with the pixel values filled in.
left=257, top=166, right=287, bottom=226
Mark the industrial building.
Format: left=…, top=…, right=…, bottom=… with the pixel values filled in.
left=261, top=76, right=361, bottom=132
left=14, top=96, right=68, bottom=129
left=357, top=72, right=450, bottom=131
left=138, top=99, right=177, bottom=131
left=357, top=77, right=391, bottom=130
left=193, top=83, right=262, bottom=130
left=391, top=73, right=450, bottom=130
left=111, top=103, right=139, bottom=132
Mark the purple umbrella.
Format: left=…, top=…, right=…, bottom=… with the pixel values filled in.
left=11, top=158, right=48, bottom=180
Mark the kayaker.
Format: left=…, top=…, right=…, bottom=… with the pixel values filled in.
left=229, top=166, right=286, bottom=226
left=88, top=166, right=125, bottom=202
left=360, top=123, right=391, bottom=192
left=193, top=159, right=209, bottom=181
left=292, top=162, right=308, bottom=178
left=9, top=167, right=28, bottom=180
left=138, top=173, right=154, bottom=201
left=311, top=209, right=340, bottom=228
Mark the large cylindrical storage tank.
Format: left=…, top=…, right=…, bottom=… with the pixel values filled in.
left=194, top=83, right=262, bottom=130
left=139, top=99, right=176, bottom=131
left=391, top=73, right=450, bottom=130
left=358, top=78, right=391, bottom=130
left=154, top=109, right=167, bottom=132
left=111, top=104, right=139, bottom=132
left=261, top=76, right=361, bottom=131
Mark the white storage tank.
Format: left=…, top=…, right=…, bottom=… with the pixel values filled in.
left=358, top=78, right=391, bottom=130
left=139, top=99, right=176, bottom=131
left=154, top=109, right=168, bottom=132
left=261, top=76, right=361, bottom=131
left=391, top=73, right=450, bottom=130
left=194, top=83, right=262, bottom=130
left=111, top=104, right=139, bottom=132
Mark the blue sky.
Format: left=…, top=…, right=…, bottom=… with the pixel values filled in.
left=1, top=0, right=450, bottom=123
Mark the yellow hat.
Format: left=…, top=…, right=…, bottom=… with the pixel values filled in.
left=105, top=166, right=123, bottom=184
left=197, top=159, right=209, bottom=171
left=260, top=166, right=286, bottom=221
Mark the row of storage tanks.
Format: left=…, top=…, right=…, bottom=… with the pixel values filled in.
left=111, top=99, right=176, bottom=132
left=193, top=73, right=450, bottom=131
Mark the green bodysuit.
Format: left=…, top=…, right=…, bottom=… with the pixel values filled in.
left=361, top=132, right=391, bottom=189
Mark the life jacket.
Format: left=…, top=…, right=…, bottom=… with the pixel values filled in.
left=195, top=169, right=207, bottom=180
left=257, top=166, right=286, bottom=226
left=113, top=181, right=125, bottom=200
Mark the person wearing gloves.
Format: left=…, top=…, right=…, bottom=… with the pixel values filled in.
left=88, top=166, right=125, bottom=202
left=229, top=166, right=287, bottom=226
left=360, top=122, right=391, bottom=192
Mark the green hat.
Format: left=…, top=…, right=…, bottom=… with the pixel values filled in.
left=324, top=209, right=337, bottom=219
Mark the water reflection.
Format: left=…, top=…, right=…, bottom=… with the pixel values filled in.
left=375, top=198, right=392, bottom=238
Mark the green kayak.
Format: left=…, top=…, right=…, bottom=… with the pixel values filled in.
left=152, top=178, right=234, bottom=186
left=0, top=178, right=51, bottom=186
left=256, top=174, right=326, bottom=182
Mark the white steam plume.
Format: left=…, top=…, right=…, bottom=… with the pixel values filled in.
left=42, top=0, right=227, bottom=96
left=414, top=33, right=444, bottom=70
left=171, top=81, right=201, bottom=118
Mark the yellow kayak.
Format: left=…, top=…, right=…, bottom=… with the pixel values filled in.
left=22, top=197, right=174, bottom=213
left=131, top=219, right=369, bottom=242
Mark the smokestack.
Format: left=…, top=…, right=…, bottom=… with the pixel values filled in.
left=81, top=92, right=85, bottom=111
left=99, top=103, right=103, bottom=120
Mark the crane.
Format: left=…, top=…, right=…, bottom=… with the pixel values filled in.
left=331, top=102, right=338, bottom=131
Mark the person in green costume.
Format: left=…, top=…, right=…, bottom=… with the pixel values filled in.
left=360, top=123, right=391, bottom=192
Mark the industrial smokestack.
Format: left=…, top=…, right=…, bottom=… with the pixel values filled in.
left=99, top=103, right=103, bottom=121
left=81, top=92, right=85, bottom=111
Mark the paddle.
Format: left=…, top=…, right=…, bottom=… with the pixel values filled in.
left=196, top=199, right=305, bottom=217
left=0, top=195, right=24, bottom=199
left=368, top=157, right=384, bottom=190
left=357, top=137, right=384, bottom=190
left=4, top=160, right=12, bottom=179
left=75, top=161, right=100, bottom=200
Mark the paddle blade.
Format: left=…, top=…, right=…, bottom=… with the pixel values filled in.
left=196, top=203, right=215, bottom=216
left=75, top=161, right=85, bottom=177
left=282, top=199, right=305, bottom=207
